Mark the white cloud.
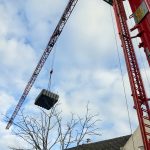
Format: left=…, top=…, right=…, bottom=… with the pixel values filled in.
left=0, top=38, right=36, bottom=93
left=0, top=91, right=15, bottom=115
left=0, top=0, right=148, bottom=149
left=0, top=38, right=35, bottom=69
left=0, top=1, right=27, bottom=40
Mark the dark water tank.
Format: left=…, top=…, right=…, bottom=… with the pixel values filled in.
left=35, top=89, right=59, bottom=110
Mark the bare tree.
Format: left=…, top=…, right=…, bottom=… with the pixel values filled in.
left=7, top=103, right=101, bottom=150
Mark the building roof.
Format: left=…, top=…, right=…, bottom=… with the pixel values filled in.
left=67, top=135, right=131, bottom=150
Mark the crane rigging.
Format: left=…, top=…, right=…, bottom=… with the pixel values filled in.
left=6, top=0, right=150, bottom=149
left=6, top=0, right=79, bottom=129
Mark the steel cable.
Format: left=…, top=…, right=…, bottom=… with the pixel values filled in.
left=109, top=5, right=136, bottom=150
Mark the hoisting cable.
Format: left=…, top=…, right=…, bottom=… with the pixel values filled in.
left=124, top=1, right=150, bottom=90
left=109, top=6, right=136, bottom=150
left=48, top=69, right=53, bottom=91
left=47, top=44, right=57, bottom=91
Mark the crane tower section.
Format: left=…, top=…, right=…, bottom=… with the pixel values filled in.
left=6, top=0, right=150, bottom=149
left=129, top=0, right=150, bottom=66
left=113, top=0, right=150, bottom=149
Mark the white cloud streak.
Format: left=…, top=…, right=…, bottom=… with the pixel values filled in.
left=0, top=0, right=149, bottom=149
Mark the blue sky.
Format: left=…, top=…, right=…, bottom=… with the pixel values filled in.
left=0, top=0, right=150, bottom=149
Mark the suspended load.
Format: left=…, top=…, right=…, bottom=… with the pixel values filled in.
left=35, top=89, right=59, bottom=110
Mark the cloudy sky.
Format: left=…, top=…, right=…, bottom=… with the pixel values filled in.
left=0, top=0, right=150, bottom=149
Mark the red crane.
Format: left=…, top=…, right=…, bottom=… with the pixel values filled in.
left=129, top=0, right=150, bottom=67
left=6, top=0, right=79, bottom=129
left=113, top=0, right=150, bottom=149
left=6, top=0, right=150, bottom=149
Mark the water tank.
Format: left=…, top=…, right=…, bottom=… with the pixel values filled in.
left=35, top=89, right=59, bottom=110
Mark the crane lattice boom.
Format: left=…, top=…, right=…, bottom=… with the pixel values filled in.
left=6, top=0, right=79, bottom=129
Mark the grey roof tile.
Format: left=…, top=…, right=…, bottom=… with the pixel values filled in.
left=67, top=135, right=131, bottom=150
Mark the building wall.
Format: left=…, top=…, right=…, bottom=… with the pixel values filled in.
left=123, top=127, right=144, bottom=150
left=123, top=119, right=150, bottom=150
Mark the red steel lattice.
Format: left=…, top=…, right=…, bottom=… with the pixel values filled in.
left=113, top=0, right=150, bottom=149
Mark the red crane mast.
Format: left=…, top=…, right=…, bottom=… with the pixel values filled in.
left=113, top=0, right=150, bottom=149
left=6, top=0, right=150, bottom=149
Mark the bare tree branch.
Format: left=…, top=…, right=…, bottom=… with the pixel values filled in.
left=5, top=103, right=101, bottom=150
